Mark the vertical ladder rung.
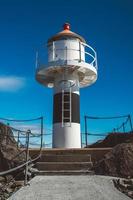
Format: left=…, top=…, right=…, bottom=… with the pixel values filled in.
left=62, top=87, right=72, bottom=127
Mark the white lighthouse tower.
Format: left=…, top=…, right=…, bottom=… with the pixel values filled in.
left=36, top=23, right=97, bottom=148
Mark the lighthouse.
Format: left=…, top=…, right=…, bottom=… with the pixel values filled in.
left=36, top=23, right=97, bottom=148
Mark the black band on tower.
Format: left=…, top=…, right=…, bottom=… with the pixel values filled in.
left=53, top=92, right=80, bottom=123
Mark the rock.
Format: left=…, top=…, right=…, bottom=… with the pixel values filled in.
left=0, top=175, right=22, bottom=200
left=5, top=187, right=14, bottom=194
left=113, top=178, right=133, bottom=199
left=127, top=191, right=133, bottom=198
left=29, top=166, right=39, bottom=173
left=127, top=184, right=133, bottom=190
left=94, top=143, right=133, bottom=178
left=0, top=176, right=5, bottom=182
left=11, top=181, right=24, bottom=188
left=5, top=175, right=14, bottom=183
left=123, top=179, right=132, bottom=184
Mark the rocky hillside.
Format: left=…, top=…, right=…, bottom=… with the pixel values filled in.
left=94, top=143, right=133, bottom=178
left=0, top=122, right=28, bottom=199
left=0, top=122, right=26, bottom=177
left=88, top=132, right=133, bottom=148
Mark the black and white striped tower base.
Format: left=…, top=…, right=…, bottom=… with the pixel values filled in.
left=53, top=72, right=81, bottom=148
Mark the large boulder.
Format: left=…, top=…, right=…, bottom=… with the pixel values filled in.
left=94, top=143, right=133, bottom=178
left=0, top=122, right=26, bottom=178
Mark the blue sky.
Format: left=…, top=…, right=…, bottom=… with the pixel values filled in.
left=0, top=0, right=133, bottom=143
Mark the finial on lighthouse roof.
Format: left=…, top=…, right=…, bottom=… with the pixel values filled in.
left=47, top=23, right=86, bottom=43
left=63, top=23, right=70, bottom=30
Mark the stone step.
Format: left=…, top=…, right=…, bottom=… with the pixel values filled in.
left=34, top=170, right=94, bottom=176
left=29, top=148, right=95, bottom=158
left=39, top=154, right=91, bottom=162
left=29, top=148, right=112, bottom=163
left=35, top=162, right=93, bottom=171
left=40, top=149, right=92, bottom=155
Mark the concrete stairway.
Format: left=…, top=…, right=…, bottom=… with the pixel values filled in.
left=34, top=149, right=94, bottom=175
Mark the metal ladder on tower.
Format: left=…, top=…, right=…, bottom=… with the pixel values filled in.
left=62, top=86, right=72, bottom=127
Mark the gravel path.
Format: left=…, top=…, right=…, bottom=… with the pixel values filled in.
left=8, top=175, right=131, bottom=200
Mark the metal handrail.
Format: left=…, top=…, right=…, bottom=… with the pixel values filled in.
left=81, top=42, right=96, bottom=55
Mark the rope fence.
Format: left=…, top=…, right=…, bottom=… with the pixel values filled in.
left=0, top=116, right=44, bottom=185
left=83, top=114, right=133, bottom=147
left=0, top=113, right=132, bottom=183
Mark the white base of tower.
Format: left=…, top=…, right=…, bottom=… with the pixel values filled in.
left=53, top=123, right=81, bottom=148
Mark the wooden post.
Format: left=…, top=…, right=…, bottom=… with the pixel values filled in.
left=41, top=117, right=43, bottom=149
left=122, top=123, right=125, bottom=133
left=85, top=116, right=88, bottom=147
left=81, top=132, right=83, bottom=148
left=17, top=131, right=20, bottom=149
left=24, top=129, right=30, bottom=185
left=128, top=115, right=133, bottom=132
